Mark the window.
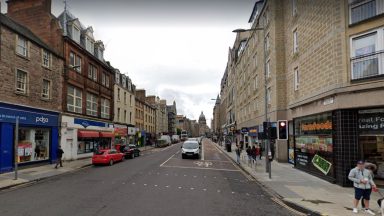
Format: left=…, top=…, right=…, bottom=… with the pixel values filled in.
left=292, top=0, right=297, bottom=16
left=293, top=29, right=298, bottom=53
left=72, top=25, right=81, bottom=43
left=69, top=52, right=81, bottom=73
left=263, top=8, right=269, bottom=26
left=88, top=64, right=97, bottom=81
left=101, top=73, right=106, bottom=86
left=294, top=67, right=299, bottom=91
left=42, top=49, right=51, bottom=68
left=42, top=79, right=50, bottom=99
left=237, top=40, right=247, bottom=57
left=16, top=35, right=28, bottom=57
left=85, top=37, right=94, bottom=54
left=101, top=98, right=110, bottom=119
left=117, top=88, right=121, bottom=101
left=67, top=86, right=82, bottom=113
left=350, top=0, right=379, bottom=24
left=124, top=110, right=127, bottom=122
left=130, top=112, right=132, bottom=123
left=130, top=95, right=132, bottom=106
left=116, top=73, right=120, bottom=84
left=124, top=92, right=127, bottom=104
left=265, top=33, right=270, bottom=52
left=267, top=87, right=272, bottom=104
left=351, top=32, right=381, bottom=79
left=105, top=75, right=110, bottom=88
left=254, top=75, right=258, bottom=90
left=117, top=108, right=121, bottom=121
left=16, top=69, right=27, bottom=94
left=18, top=128, right=50, bottom=162
left=266, top=59, right=271, bottom=78
left=86, top=93, right=98, bottom=116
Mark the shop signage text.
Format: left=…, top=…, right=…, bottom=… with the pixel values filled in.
left=74, top=118, right=108, bottom=128
left=0, top=106, right=58, bottom=127
left=359, top=116, right=384, bottom=132
left=301, top=121, right=332, bottom=132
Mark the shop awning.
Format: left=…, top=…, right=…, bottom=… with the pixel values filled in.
left=114, top=128, right=128, bottom=137
left=78, top=130, right=100, bottom=138
left=100, top=132, right=114, bottom=138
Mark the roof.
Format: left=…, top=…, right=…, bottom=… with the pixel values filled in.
left=0, top=13, right=60, bottom=57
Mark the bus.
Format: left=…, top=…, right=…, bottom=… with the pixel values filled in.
left=180, top=130, right=188, bottom=141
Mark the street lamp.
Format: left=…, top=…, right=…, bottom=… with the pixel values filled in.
left=232, top=26, right=272, bottom=179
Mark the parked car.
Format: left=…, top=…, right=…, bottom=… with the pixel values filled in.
left=92, top=149, right=124, bottom=166
left=172, top=135, right=180, bottom=143
left=181, top=141, right=200, bottom=159
left=118, top=144, right=140, bottom=159
left=160, top=135, right=171, bottom=146
left=188, top=137, right=201, bottom=145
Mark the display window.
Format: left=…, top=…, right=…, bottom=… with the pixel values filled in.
left=294, top=113, right=334, bottom=178
left=78, top=137, right=111, bottom=154
left=18, top=128, right=50, bottom=163
left=358, top=109, right=384, bottom=183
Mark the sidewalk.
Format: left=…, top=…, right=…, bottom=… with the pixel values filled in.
left=215, top=142, right=382, bottom=216
left=0, top=145, right=154, bottom=191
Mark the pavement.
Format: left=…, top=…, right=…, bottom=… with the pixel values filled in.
left=0, top=145, right=155, bottom=190
left=214, top=141, right=383, bottom=216
left=0, top=140, right=302, bottom=216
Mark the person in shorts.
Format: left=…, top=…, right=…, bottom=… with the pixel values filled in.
left=348, top=160, right=376, bottom=215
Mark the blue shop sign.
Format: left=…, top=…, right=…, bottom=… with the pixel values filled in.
left=241, top=127, right=249, bottom=134
left=74, top=118, right=109, bottom=128
left=0, top=105, right=58, bottom=127
left=248, top=126, right=259, bottom=137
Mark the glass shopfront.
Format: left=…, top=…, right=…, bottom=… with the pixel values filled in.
left=294, top=112, right=334, bottom=179
left=358, top=109, right=384, bottom=181
left=78, top=137, right=111, bottom=154
left=18, top=128, right=50, bottom=163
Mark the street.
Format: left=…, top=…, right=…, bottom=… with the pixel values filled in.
left=0, top=139, right=296, bottom=216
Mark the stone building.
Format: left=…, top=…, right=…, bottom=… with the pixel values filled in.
left=145, top=96, right=168, bottom=136
left=198, top=112, right=210, bottom=136
left=167, top=101, right=177, bottom=135
left=5, top=0, right=116, bottom=160
left=135, top=89, right=156, bottom=145
left=218, top=0, right=384, bottom=186
left=211, top=95, right=221, bottom=136
left=0, top=12, right=63, bottom=172
left=113, top=69, right=136, bottom=144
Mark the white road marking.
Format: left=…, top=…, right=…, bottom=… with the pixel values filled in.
left=165, top=173, right=169, bottom=176
left=178, top=187, right=182, bottom=189
left=193, top=176, right=197, bottom=178
left=246, top=193, right=250, bottom=196
left=194, top=161, right=213, bottom=168
left=160, top=153, right=175, bottom=167
left=204, top=176, right=207, bottom=178
left=144, top=184, right=147, bottom=186
left=165, top=185, right=170, bottom=188
left=160, top=165, right=240, bottom=172
left=184, top=174, right=187, bottom=177
left=190, top=188, right=194, bottom=190
left=201, top=142, right=205, bottom=161
left=231, top=192, right=235, bottom=194
left=217, top=190, right=221, bottom=193
left=132, top=182, right=136, bottom=185
left=203, top=189, right=207, bottom=191
left=154, top=185, right=158, bottom=187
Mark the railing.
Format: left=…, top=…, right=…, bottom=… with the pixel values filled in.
left=349, top=0, right=384, bottom=24
left=351, top=50, right=384, bottom=80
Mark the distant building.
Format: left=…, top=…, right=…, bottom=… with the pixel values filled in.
left=198, top=112, right=210, bottom=136
left=135, top=89, right=156, bottom=146
left=167, top=101, right=177, bottom=135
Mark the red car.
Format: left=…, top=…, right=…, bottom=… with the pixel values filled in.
left=92, top=149, right=124, bottom=166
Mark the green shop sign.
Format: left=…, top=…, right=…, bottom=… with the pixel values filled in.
left=312, top=154, right=332, bottom=175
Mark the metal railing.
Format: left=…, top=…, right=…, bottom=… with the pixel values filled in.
left=351, top=50, right=384, bottom=80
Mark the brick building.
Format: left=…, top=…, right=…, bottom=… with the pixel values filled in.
left=5, top=0, right=116, bottom=160
left=0, top=12, right=63, bottom=172
left=218, top=0, right=384, bottom=186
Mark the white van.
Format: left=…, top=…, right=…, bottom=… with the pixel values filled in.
left=171, top=135, right=180, bottom=143
left=160, top=135, right=172, bottom=146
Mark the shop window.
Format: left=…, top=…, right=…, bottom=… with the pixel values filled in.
left=294, top=113, right=334, bottom=178
left=18, top=128, right=50, bottom=163
left=358, top=109, right=384, bottom=182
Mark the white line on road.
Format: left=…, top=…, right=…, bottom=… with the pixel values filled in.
left=159, top=153, right=175, bottom=167
left=201, top=142, right=205, bottom=161
left=160, top=165, right=240, bottom=172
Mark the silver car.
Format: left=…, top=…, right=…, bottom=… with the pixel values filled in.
left=181, top=141, right=200, bottom=159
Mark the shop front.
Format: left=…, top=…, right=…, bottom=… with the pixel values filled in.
left=294, top=112, right=335, bottom=182
left=114, top=124, right=128, bottom=146
left=60, top=116, right=113, bottom=160
left=358, top=108, right=384, bottom=185
left=0, top=103, right=59, bottom=173
left=248, top=126, right=259, bottom=147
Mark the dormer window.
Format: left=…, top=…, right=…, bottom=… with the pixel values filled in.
left=115, top=72, right=120, bottom=84
left=72, top=25, right=81, bottom=43
left=98, top=49, right=104, bottom=60
left=85, top=37, right=94, bottom=55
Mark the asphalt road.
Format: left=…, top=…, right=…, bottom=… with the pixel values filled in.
left=0, top=139, right=297, bottom=216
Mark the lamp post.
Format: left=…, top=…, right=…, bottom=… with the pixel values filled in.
left=232, top=25, right=272, bottom=179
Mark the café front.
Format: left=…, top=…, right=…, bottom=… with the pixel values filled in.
left=294, top=108, right=384, bottom=187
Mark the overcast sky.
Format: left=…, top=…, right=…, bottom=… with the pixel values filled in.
left=1, top=0, right=254, bottom=126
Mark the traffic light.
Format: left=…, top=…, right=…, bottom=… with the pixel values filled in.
left=278, top=120, right=288, bottom=140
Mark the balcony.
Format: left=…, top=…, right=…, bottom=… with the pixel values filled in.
left=351, top=50, right=384, bottom=80
left=349, top=0, right=384, bottom=25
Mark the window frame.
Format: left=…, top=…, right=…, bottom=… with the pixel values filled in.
left=292, top=0, right=297, bottom=16
left=349, top=0, right=378, bottom=25
left=67, top=85, right=83, bottom=113
left=15, top=69, right=28, bottom=94
left=101, top=98, right=110, bottom=119
left=16, top=35, right=28, bottom=57
left=42, top=79, right=51, bottom=99
left=294, top=67, right=300, bottom=91
left=293, top=28, right=298, bottom=54
left=88, top=64, right=98, bottom=81
left=72, top=25, right=81, bottom=43
left=69, top=52, right=82, bottom=73
left=42, top=49, right=51, bottom=68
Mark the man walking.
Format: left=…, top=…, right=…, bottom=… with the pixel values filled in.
left=348, top=160, right=376, bottom=215
left=235, top=144, right=241, bottom=164
left=55, top=146, right=64, bottom=169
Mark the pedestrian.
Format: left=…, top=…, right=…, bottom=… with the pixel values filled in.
left=55, top=146, right=64, bottom=169
left=246, top=146, right=252, bottom=164
left=258, top=144, right=263, bottom=160
left=361, top=162, right=377, bottom=209
left=235, top=144, right=241, bottom=164
left=348, top=160, right=376, bottom=215
left=251, top=146, right=257, bottom=162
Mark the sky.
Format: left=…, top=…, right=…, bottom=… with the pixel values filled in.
left=1, top=0, right=255, bottom=127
